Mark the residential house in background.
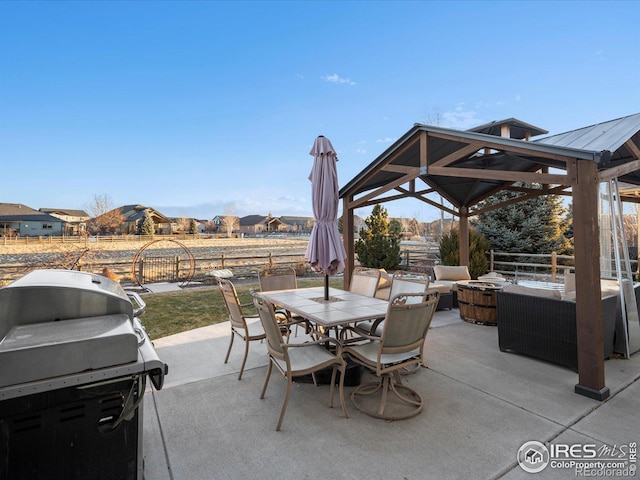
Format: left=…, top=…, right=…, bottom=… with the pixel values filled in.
left=0, top=203, right=65, bottom=237
left=39, top=208, right=89, bottom=236
left=278, top=216, right=314, bottom=233
left=212, top=215, right=240, bottom=234
left=168, top=217, right=206, bottom=234
left=238, top=214, right=284, bottom=235
left=114, top=205, right=173, bottom=235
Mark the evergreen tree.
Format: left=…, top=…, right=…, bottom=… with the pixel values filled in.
left=138, top=210, right=155, bottom=236
left=354, top=204, right=402, bottom=269
left=189, top=219, right=198, bottom=234
left=439, top=228, right=490, bottom=279
left=472, top=184, right=571, bottom=255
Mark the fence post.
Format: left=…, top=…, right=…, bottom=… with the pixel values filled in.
left=490, top=250, right=494, bottom=271
left=268, top=252, right=274, bottom=268
left=221, top=253, right=226, bottom=269
left=405, top=250, right=410, bottom=269
left=175, top=256, right=180, bottom=281
left=551, top=251, right=557, bottom=281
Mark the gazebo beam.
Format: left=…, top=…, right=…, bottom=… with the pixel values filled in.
left=573, top=159, right=609, bottom=401
left=459, top=207, right=469, bottom=267
left=428, top=165, right=572, bottom=185
left=342, top=197, right=355, bottom=290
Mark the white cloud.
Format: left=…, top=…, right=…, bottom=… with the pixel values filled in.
left=441, top=109, right=483, bottom=130
left=516, top=93, right=521, bottom=102
left=296, top=73, right=304, bottom=79
left=376, top=137, right=395, bottom=143
left=356, top=148, right=367, bottom=154
left=322, top=73, right=356, bottom=86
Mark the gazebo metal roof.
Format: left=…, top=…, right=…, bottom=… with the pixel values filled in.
left=340, top=113, right=640, bottom=212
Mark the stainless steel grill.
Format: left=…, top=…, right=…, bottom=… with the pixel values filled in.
left=0, top=269, right=168, bottom=480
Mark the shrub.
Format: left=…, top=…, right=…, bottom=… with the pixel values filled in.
left=439, top=228, right=490, bottom=279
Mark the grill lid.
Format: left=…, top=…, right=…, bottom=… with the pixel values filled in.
left=0, top=269, right=134, bottom=334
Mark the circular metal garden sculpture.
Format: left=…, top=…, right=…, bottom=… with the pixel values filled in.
left=131, top=239, right=195, bottom=289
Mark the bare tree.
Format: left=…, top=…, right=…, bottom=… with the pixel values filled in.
left=204, top=219, right=216, bottom=233
left=220, top=216, right=239, bottom=237
left=85, top=194, right=125, bottom=234
left=176, top=216, right=190, bottom=233
left=219, top=205, right=240, bottom=237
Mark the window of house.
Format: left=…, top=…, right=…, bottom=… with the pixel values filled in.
left=42, top=223, right=53, bottom=230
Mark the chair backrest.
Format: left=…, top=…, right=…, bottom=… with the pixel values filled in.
left=259, top=266, right=297, bottom=292
left=388, top=272, right=430, bottom=304
left=379, top=292, right=439, bottom=355
left=218, top=279, right=246, bottom=329
left=253, top=294, right=286, bottom=358
left=350, top=267, right=381, bottom=297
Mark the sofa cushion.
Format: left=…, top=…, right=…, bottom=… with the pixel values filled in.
left=429, top=283, right=452, bottom=295
left=502, top=284, right=562, bottom=299
left=377, top=269, right=392, bottom=289
left=433, top=265, right=471, bottom=281
left=564, top=278, right=622, bottom=301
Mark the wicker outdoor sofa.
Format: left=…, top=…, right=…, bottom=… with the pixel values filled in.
left=496, top=290, right=618, bottom=371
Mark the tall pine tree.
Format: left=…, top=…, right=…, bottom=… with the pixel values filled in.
left=354, top=204, right=402, bottom=269
left=472, top=184, right=571, bottom=254
left=138, top=210, right=155, bottom=236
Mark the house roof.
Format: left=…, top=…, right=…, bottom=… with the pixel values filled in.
left=339, top=113, right=640, bottom=211
left=239, top=215, right=267, bottom=226
left=40, top=208, right=89, bottom=217
left=0, top=203, right=63, bottom=222
left=279, top=216, right=313, bottom=225
left=0, top=203, right=40, bottom=216
left=116, top=205, right=172, bottom=223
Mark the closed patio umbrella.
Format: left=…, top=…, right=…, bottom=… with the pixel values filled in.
left=304, top=135, right=347, bottom=301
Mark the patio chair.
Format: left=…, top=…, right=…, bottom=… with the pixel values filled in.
left=355, top=272, right=431, bottom=336
left=258, top=266, right=310, bottom=336
left=218, top=278, right=266, bottom=380
left=343, top=291, right=438, bottom=420
left=253, top=293, right=349, bottom=431
left=349, top=267, right=381, bottom=297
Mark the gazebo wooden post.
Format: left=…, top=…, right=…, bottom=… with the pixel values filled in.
left=459, top=206, right=470, bottom=267
left=573, top=159, right=609, bottom=400
left=343, top=197, right=355, bottom=290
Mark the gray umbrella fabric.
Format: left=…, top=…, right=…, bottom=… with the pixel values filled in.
left=304, top=136, right=347, bottom=299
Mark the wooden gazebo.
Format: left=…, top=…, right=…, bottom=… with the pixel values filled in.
left=339, top=113, right=640, bottom=400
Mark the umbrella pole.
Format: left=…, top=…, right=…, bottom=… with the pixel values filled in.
left=324, top=274, right=329, bottom=301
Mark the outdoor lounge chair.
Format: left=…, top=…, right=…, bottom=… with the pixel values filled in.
left=343, top=292, right=438, bottom=420
left=218, top=278, right=266, bottom=380
left=253, top=293, right=349, bottom=431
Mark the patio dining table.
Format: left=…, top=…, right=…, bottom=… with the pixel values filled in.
left=259, top=286, right=389, bottom=331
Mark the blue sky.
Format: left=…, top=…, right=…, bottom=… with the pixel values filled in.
left=1, top=0, right=639, bottom=223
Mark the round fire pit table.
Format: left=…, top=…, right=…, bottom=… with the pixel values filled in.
left=456, top=281, right=503, bottom=326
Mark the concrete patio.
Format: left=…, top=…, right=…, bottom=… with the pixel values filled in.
left=142, top=308, right=640, bottom=480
